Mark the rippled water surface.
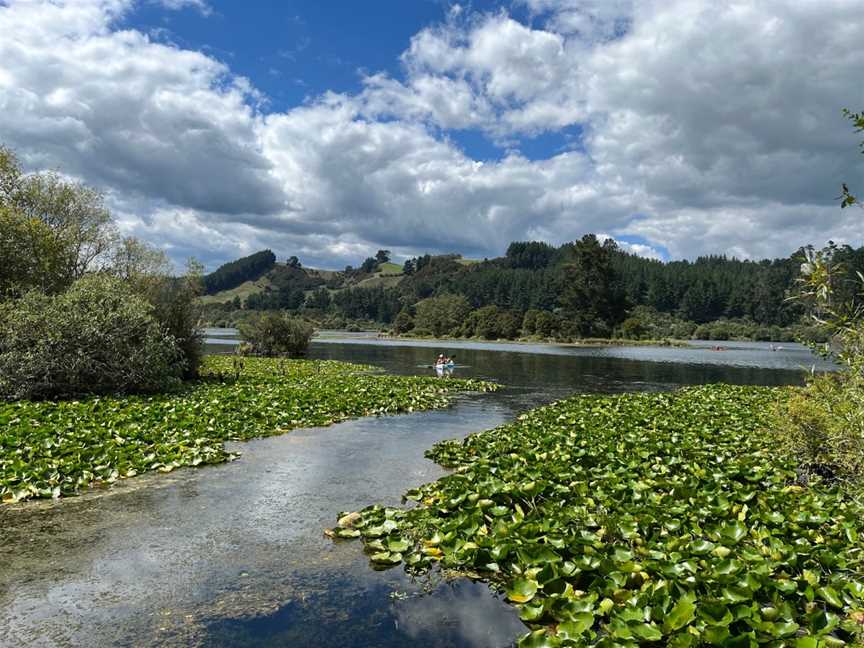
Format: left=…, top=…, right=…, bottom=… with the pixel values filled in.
left=0, top=335, right=830, bottom=647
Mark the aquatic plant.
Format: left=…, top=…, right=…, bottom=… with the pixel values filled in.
left=331, top=385, right=864, bottom=646
left=0, top=356, right=497, bottom=503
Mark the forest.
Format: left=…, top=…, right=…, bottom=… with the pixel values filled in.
left=201, top=237, right=861, bottom=342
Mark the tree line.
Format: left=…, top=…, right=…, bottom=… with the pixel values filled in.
left=204, top=233, right=848, bottom=342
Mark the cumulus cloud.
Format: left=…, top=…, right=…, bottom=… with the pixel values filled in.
left=0, top=0, right=862, bottom=270
left=0, top=0, right=284, bottom=218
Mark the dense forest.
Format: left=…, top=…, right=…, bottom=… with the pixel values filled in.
left=203, top=249, right=276, bottom=294
left=201, top=237, right=864, bottom=342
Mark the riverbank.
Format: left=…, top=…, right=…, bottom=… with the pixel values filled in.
left=0, top=356, right=497, bottom=504
left=332, top=384, right=864, bottom=646
left=377, top=332, right=691, bottom=348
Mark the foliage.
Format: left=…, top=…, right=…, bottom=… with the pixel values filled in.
left=0, top=204, right=69, bottom=298
left=331, top=385, right=864, bottom=646
left=774, top=245, right=864, bottom=491
left=775, top=374, right=864, bottom=489
left=203, top=249, right=276, bottom=294
left=202, top=236, right=842, bottom=341
left=0, top=145, right=118, bottom=293
left=0, top=274, right=183, bottom=400
left=0, top=356, right=499, bottom=503
left=332, top=286, right=403, bottom=322
left=306, top=287, right=332, bottom=311
left=238, top=312, right=315, bottom=357
left=461, top=305, right=522, bottom=340
left=506, top=241, right=557, bottom=270
left=414, top=294, right=472, bottom=337
left=142, top=259, right=205, bottom=378
left=560, top=235, right=629, bottom=337
left=392, top=310, right=415, bottom=334
left=839, top=108, right=863, bottom=209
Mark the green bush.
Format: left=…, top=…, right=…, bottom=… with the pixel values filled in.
left=238, top=312, right=314, bottom=357
left=776, top=245, right=864, bottom=493
left=775, top=371, right=864, bottom=489
left=0, top=274, right=183, bottom=400
left=392, top=310, right=414, bottom=334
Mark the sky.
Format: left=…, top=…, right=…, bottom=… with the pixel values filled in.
left=0, top=0, right=862, bottom=271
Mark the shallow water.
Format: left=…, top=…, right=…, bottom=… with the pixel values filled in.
left=0, top=336, right=829, bottom=647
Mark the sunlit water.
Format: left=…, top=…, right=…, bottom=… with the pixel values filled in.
left=0, top=334, right=832, bottom=647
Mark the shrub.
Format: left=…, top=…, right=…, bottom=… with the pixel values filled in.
left=618, top=316, right=649, bottom=339
left=774, top=245, right=864, bottom=493
left=136, top=271, right=203, bottom=379
left=0, top=274, right=183, bottom=400
left=775, top=372, right=864, bottom=488
left=238, top=312, right=314, bottom=357
left=392, top=310, right=414, bottom=334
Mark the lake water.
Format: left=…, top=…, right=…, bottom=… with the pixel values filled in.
left=0, top=335, right=833, bottom=647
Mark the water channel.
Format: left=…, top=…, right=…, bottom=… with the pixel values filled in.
left=0, top=334, right=834, bottom=647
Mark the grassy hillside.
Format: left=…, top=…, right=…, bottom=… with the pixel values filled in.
left=199, top=276, right=273, bottom=305
left=200, top=261, right=408, bottom=305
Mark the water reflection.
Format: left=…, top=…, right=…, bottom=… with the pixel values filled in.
left=1, top=336, right=826, bottom=648
left=204, top=574, right=523, bottom=648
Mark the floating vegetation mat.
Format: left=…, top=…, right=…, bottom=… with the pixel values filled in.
left=0, top=356, right=498, bottom=503
left=329, top=385, right=864, bottom=647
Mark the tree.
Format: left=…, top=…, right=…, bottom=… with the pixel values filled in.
left=0, top=205, right=68, bottom=298
left=238, top=313, right=315, bottom=357
left=505, top=241, right=556, bottom=270
left=392, top=310, right=414, bottom=334
left=559, top=235, right=628, bottom=337
left=414, top=294, right=471, bottom=337
left=0, top=146, right=118, bottom=291
left=305, top=288, right=332, bottom=311
left=110, top=236, right=171, bottom=282
left=360, top=257, right=378, bottom=274
left=0, top=274, right=184, bottom=400
left=203, top=250, right=276, bottom=294
left=375, top=249, right=391, bottom=265
left=287, top=255, right=301, bottom=269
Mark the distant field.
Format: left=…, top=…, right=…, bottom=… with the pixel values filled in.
left=377, top=262, right=403, bottom=275
left=198, top=277, right=273, bottom=304
left=353, top=274, right=404, bottom=289
left=456, top=258, right=481, bottom=266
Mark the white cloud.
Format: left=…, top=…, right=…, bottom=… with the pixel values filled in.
left=0, top=0, right=284, bottom=218
left=153, top=0, right=211, bottom=15
left=0, top=0, right=862, bottom=271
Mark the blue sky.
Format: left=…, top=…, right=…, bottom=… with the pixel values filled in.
left=1, top=0, right=862, bottom=270
left=122, top=0, right=573, bottom=163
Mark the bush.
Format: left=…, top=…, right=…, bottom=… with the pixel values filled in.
left=137, top=273, right=203, bottom=379
left=392, top=310, right=414, bottom=334
left=774, top=245, right=864, bottom=493
left=414, top=294, right=471, bottom=337
left=775, top=372, right=864, bottom=488
left=0, top=275, right=183, bottom=400
left=238, top=312, right=314, bottom=357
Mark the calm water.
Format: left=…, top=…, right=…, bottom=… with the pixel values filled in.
left=0, top=336, right=831, bottom=647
